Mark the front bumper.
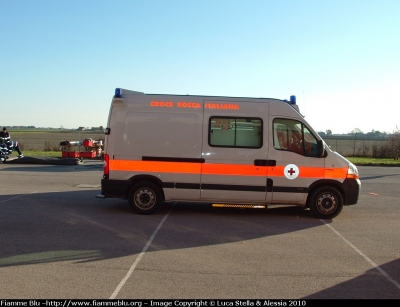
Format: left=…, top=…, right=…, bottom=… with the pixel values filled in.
left=342, top=178, right=361, bottom=205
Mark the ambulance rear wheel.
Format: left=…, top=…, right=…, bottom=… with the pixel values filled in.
left=308, top=186, right=343, bottom=219
left=128, top=181, right=162, bottom=215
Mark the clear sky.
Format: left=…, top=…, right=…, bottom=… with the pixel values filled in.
left=1, top=0, right=399, bottom=134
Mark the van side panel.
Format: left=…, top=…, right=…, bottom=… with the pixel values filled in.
left=107, top=95, right=203, bottom=201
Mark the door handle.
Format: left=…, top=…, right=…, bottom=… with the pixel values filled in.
left=254, top=160, right=276, bottom=166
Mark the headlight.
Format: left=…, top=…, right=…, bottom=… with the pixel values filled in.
left=347, top=162, right=359, bottom=179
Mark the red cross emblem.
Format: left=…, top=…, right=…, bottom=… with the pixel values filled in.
left=284, top=164, right=299, bottom=180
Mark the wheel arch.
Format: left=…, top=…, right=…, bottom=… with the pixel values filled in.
left=127, top=174, right=165, bottom=201
left=306, top=179, right=345, bottom=207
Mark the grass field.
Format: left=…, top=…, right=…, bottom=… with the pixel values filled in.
left=23, top=150, right=63, bottom=157
left=347, top=157, right=400, bottom=166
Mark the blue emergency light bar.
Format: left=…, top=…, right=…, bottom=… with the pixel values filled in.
left=290, top=95, right=296, bottom=104
left=115, top=88, right=121, bottom=96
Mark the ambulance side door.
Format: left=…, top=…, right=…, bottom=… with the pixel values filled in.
left=268, top=118, right=324, bottom=204
left=200, top=100, right=270, bottom=202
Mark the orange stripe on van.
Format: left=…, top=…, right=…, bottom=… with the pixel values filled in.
left=109, top=160, right=201, bottom=174
left=324, top=167, right=349, bottom=179
left=109, top=159, right=349, bottom=179
left=201, top=164, right=267, bottom=176
left=268, top=166, right=348, bottom=179
left=268, top=166, right=324, bottom=178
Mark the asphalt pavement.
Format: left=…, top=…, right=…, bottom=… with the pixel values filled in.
left=0, top=164, right=399, bottom=299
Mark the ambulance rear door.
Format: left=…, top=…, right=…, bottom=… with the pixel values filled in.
left=200, top=100, right=270, bottom=203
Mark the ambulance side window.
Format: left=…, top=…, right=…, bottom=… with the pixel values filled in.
left=209, top=117, right=262, bottom=148
left=273, top=119, right=319, bottom=157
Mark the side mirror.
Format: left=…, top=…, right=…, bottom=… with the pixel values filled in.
left=317, top=140, right=325, bottom=158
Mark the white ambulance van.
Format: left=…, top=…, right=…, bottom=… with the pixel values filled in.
left=97, top=88, right=360, bottom=219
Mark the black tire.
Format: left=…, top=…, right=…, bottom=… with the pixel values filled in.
left=128, top=181, right=162, bottom=215
left=308, top=186, right=343, bottom=219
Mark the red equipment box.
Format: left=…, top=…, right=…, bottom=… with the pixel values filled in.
left=62, top=151, right=80, bottom=158
left=80, top=151, right=96, bottom=158
left=82, top=139, right=93, bottom=147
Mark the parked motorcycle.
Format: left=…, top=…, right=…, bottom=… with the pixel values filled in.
left=0, top=137, right=22, bottom=163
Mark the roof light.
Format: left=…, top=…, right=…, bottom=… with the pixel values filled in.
left=115, top=88, right=122, bottom=97
left=290, top=95, right=296, bottom=104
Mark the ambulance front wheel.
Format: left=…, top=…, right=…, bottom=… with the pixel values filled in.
left=128, top=181, right=162, bottom=215
left=308, top=186, right=343, bottom=219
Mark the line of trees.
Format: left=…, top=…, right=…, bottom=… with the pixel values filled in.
left=388, top=131, right=400, bottom=160
left=2, top=125, right=105, bottom=131
left=320, top=127, right=400, bottom=160
left=318, top=128, right=389, bottom=138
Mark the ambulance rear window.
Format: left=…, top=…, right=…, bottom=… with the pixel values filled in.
left=209, top=117, right=262, bottom=148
